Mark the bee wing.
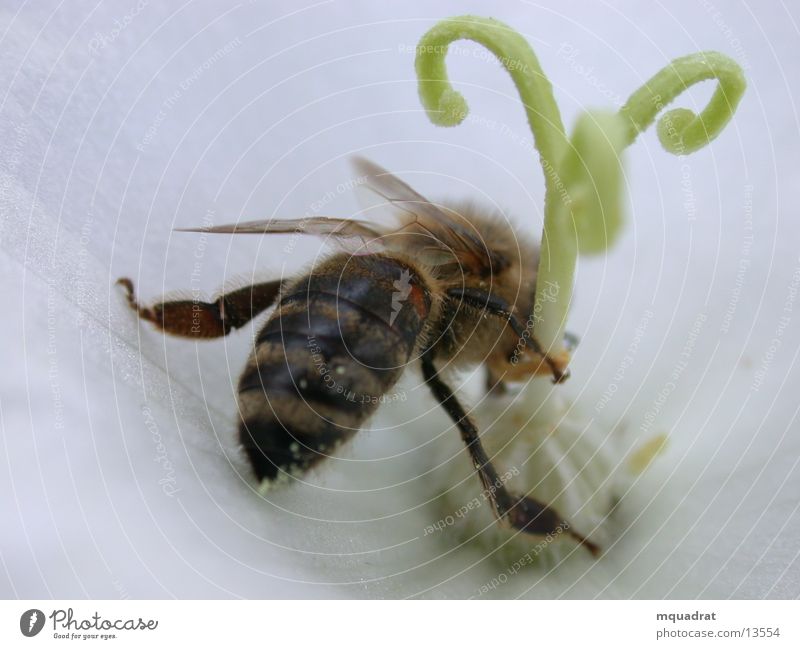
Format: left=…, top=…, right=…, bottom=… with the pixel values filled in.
left=352, top=157, right=494, bottom=269
left=175, top=216, right=385, bottom=240
left=176, top=159, right=497, bottom=269
left=175, top=216, right=391, bottom=255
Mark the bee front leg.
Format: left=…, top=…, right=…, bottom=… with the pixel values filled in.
left=485, top=365, right=508, bottom=395
left=421, top=351, right=600, bottom=557
left=117, top=278, right=282, bottom=338
left=446, top=288, right=570, bottom=383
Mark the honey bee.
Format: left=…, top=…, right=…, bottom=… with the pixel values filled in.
left=118, top=158, right=599, bottom=556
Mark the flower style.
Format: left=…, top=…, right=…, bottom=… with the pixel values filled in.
left=414, top=15, right=745, bottom=558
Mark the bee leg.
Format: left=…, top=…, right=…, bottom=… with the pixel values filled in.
left=501, top=349, right=572, bottom=382
left=563, top=330, right=580, bottom=351
left=446, top=288, right=569, bottom=384
left=485, top=365, right=508, bottom=395
left=116, top=278, right=282, bottom=338
left=421, top=352, right=600, bottom=557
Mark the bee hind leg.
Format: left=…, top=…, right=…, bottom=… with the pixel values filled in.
left=116, top=277, right=282, bottom=338
left=421, top=351, right=599, bottom=557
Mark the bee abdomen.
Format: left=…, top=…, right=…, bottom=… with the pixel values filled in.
left=237, top=254, right=431, bottom=482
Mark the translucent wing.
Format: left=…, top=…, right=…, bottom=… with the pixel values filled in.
left=175, top=216, right=384, bottom=239
left=175, top=159, right=500, bottom=269
left=352, top=157, right=498, bottom=272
